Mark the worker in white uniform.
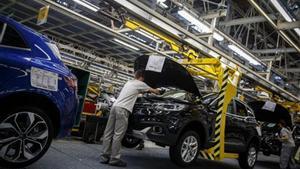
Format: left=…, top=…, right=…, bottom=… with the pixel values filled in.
left=100, top=70, right=162, bottom=167
left=278, top=120, right=296, bottom=169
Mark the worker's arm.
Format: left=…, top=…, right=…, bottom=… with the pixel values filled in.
left=148, top=88, right=161, bottom=95
left=140, top=88, right=163, bottom=95
left=137, top=81, right=165, bottom=95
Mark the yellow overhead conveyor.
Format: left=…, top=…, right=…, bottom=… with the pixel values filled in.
left=255, top=86, right=300, bottom=113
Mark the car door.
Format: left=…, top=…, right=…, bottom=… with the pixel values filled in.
left=0, top=21, right=32, bottom=90
left=243, top=105, right=258, bottom=144
left=225, top=99, right=248, bottom=153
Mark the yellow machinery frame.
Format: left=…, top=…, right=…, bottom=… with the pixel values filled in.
left=255, top=86, right=300, bottom=113
left=125, top=18, right=242, bottom=160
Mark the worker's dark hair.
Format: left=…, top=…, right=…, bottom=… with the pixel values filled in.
left=279, top=119, right=287, bottom=127
left=135, top=69, right=145, bottom=79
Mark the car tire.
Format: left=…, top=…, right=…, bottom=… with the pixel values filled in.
left=0, top=106, right=53, bottom=168
left=263, top=151, right=271, bottom=156
left=83, top=134, right=95, bottom=144
left=238, top=143, right=258, bottom=169
left=121, top=135, right=142, bottom=148
left=169, top=131, right=200, bottom=167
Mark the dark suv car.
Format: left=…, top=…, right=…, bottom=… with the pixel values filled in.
left=123, top=55, right=260, bottom=169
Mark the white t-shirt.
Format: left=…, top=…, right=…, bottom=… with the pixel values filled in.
left=113, top=79, right=151, bottom=112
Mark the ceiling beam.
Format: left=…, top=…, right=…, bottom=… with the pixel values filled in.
left=277, top=21, right=300, bottom=30
left=279, top=68, right=300, bottom=73
left=199, top=9, right=227, bottom=20
left=259, top=56, right=282, bottom=61
left=248, top=0, right=300, bottom=53
left=116, top=28, right=132, bottom=33
left=219, top=14, right=276, bottom=26
left=0, top=1, right=16, bottom=11
left=39, top=21, right=77, bottom=32
left=252, top=48, right=297, bottom=54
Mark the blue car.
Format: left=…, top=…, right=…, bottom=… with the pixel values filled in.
left=0, top=16, right=78, bottom=168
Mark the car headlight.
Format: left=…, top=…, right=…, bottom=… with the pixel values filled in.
left=154, top=103, right=187, bottom=112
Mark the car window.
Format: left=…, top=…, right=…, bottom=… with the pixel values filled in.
left=203, top=93, right=218, bottom=105
left=0, top=21, right=3, bottom=30
left=1, top=24, right=27, bottom=48
left=0, top=21, right=5, bottom=42
left=227, top=101, right=234, bottom=114
left=246, top=107, right=255, bottom=117
left=235, top=100, right=247, bottom=117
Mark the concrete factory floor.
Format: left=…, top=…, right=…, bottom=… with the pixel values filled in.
left=1, top=139, right=282, bottom=169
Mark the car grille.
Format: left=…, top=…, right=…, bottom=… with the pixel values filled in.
left=134, top=103, right=153, bottom=110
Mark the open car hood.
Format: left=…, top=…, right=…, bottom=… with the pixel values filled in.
left=134, top=55, right=201, bottom=97
left=248, top=101, right=292, bottom=127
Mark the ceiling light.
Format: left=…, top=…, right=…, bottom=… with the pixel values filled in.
left=213, top=33, right=224, bottom=41
left=113, top=0, right=180, bottom=37
left=270, top=0, right=294, bottom=22
left=228, top=44, right=261, bottom=65
left=208, top=50, right=220, bottom=58
left=73, top=0, right=100, bottom=12
left=136, top=29, right=159, bottom=41
left=178, top=9, right=224, bottom=41
left=294, top=28, right=300, bottom=37
left=274, top=76, right=282, bottom=80
left=157, top=0, right=168, bottom=8
left=113, top=38, right=140, bottom=51
left=178, top=9, right=210, bottom=32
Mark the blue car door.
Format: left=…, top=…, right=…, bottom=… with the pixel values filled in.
left=0, top=21, right=32, bottom=91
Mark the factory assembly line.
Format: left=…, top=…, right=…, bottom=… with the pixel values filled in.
left=0, top=0, right=299, bottom=169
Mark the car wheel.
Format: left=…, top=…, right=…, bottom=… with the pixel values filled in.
left=83, top=134, right=95, bottom=144
left=263, top=151, right=271, bottom=156
left=0, top=106, right=53, bottom=168
left=169, top=131, right=200, bottom=167
left=121, top=135, right=142, bottom=148
left=238, top=143, right=258, bottom=169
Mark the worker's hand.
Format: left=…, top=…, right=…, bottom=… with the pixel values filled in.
left=148, top=88, right=161, bottom=95
left=159, top=89, right=166, bottom=95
